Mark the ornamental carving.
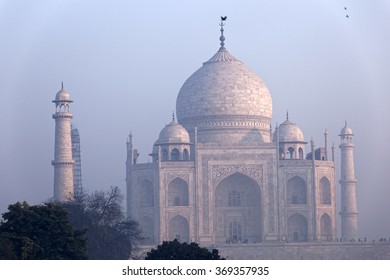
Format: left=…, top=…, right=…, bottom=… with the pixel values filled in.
left=166, top=173, right=189, bottom=184
left=212, top=164, right=263, bottom=186
left=181, top=116, right=270, bottom=130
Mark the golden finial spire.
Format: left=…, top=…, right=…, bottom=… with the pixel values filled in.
left=220, top=16, right=227, bottom=47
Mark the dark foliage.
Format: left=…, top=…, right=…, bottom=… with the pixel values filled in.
left=145, top=239, right=225, bottom=260
left=59, top=186, right=142, bottom=259
left=0, top=233, right=18, bottom=259
left=0, top=202, right=87, bottom=260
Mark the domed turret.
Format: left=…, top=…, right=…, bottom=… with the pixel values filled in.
left=154, top=118, right=190, bottom=145
left=274, top=113, right=307, bottom=160
left=54, top=82, right=72, bottom=102
left=275, top=118, right=305, bottom=143
left=340, top=121, right=353, bottom=137
left=55, top=89, right=71, bottom=102
left=52, top=82, right=72, bottom=114
left=176, top=21, right=272, bottom=144
left=151, top=114, right=191, bottom=162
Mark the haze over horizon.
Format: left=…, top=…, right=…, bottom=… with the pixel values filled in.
left=1, top=0, right=389, bottom=240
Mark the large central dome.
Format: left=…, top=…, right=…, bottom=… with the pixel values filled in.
left=176, top=45, right=272, bottom=144
left=177, top=46, right=272, bottom=119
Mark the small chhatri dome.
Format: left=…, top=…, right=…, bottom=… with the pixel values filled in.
left=276, top=116, right=305, bottom=143
left=154, top=118, right=190, bottom=145
left=340, top=121, right=353, bottom=136
left=53, top=82, right=72, bottom=102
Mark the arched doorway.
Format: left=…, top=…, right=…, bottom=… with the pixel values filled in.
left=287, top=176, right=307, bottom=204
left=168, top=178, right=189, bottom=206
left=228, top=220, right=242, bottom=243
left=171, top=148, right=180, bottom=161
left=288, top=147, right=295, bottom=159
left=287, top=213, right=308, bottom=242
left=169, top=215, right=189, bottom=242
left=140, top=216, right=154, bottom=244
left=298, top=147, right=304, bottom=159
left=320, top=177, right=331, bottom=205
left=320, top=213, right=332, bottom=241
left=215, top=172, right=262, bottom=243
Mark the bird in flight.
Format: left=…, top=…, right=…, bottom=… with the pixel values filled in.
left=221, top=16, right=227, bottom=21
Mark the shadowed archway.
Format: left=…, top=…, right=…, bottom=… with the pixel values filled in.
left=168, top=178, right=189, bottom=206
left=287, top=213, right=308, bottom=242
left=169, top=215, right=189, bottom=243
left=214, top=172, right=262, bottom=243
left=320, top=213, right=333, bottom=241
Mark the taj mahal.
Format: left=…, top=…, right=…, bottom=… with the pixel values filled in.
left=51, top=20, right=390, bottom=259
left=124, top=20, right=358, bottom=246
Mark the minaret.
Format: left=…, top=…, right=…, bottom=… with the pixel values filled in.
left=52, top=83, right=75, bottom=202
left=339, top=121, right=358, bottom=241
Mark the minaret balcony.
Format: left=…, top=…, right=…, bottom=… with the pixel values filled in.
left=339, top=179, right=357, bottom=184
left=52, top=113, right=73, bottom=119
left=52, top=160, right=75, bottom=166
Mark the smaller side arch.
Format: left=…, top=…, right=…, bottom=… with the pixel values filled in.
left=169, top=215, right=189, bottom=243
left=287, top=176, right=307, bottom=204
left=183, top=148, right=189, bottom=161
left=287, top=213, right=308, bottom=242
left=140, top=216, right=154, bottom=244
left=320, top=177, right=331, bottom=205
left=288, top=147, right=295, bottom=159
left=320, top=213, right=332, bottom=241
left=168, top=178, right=189, bottom=206
left=298, top=147, right=304, bottom=159
left=171, top=148, right=180, bottom=161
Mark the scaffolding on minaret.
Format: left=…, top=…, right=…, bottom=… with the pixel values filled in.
left=71, top=126, right=83, bottom=195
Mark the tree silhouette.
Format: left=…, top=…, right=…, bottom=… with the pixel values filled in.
left=0, top=202, right=87, bottom=260
left=59, top=186, right=142, bottom=259
left=145, top=239, right=225, bottom=260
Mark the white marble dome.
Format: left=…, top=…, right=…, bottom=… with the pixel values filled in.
left=154, top=119, right=190, bottom=145
left=276, top=119, right=305, bottom=142
left=176, top=46, right=272, bottom=132
left=340, top=122, right=353, bottom=135
left=54, top=88, right=72, bottom=102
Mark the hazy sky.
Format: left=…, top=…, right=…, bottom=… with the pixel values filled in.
left=0, top=0, right=389, bottom=240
